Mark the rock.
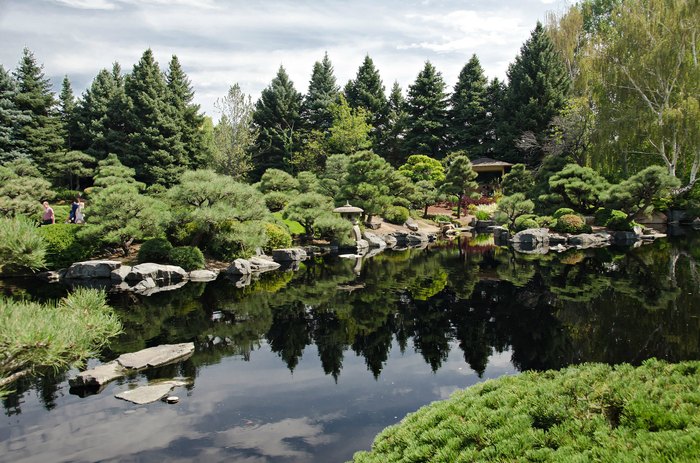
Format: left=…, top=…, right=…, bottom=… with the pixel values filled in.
left=226, top=258, right=253, bottom=275
left=188, top=269, right=219, bottom=282
left=365, top=220, right=382, bottom=230
left=231, top=273, right=252, bottom=288
left=131, top=277, right=157, bottom=293
left=114, top=381, right=187, bottom=405
left=406, top=232, right=429, bottom=244
left=272, top=248, right=308, bottom=262
left=405, top=218, right=419, bottom=231
left=441, top=223, right=455, bottom=234
left=382, top=234, right=398, bottom=247
left=548, top=233, right=568, bottom=245
left=110, top=265, right=132, bottom=282
left=611, top=231, right=639, bottom=245
left=117, top=342, right=195, bottom=370
left=569, top=233, right=612, bottom=248
left=166, top=396, right=179, bottom=404
left=356, top=239, right=370, bottom=250
left=363, top=231, right=386, bottom=248
left=249, top=256, right=281, bottom=273
left=125, top=263, right=188, bottom=285
left=512, top=228, right=550, bottom=246
left=551, top=243, right=568, bottom=253
left=37, top=268, right=66, bottom=283
left=692, top=217, right=700, bottom=229
left=489, top=226, right=510, bottom=244
left=636, top=211, right=668, bottom=225
left=69, top=361, right=124, bottom=388
left=512, top=241, right=549, bottom=254
left=64, top=260, right=122, bottom=279
left=136, top=280, right=188, bottom=296
left=475, top=220, right=495, bottom=230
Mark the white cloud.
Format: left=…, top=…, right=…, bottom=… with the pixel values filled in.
left=52, top=0, right=117, bottom=9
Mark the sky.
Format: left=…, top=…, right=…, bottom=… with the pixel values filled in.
left=0, top=0, right=571, bottom=119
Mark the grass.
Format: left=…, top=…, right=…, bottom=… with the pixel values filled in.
left=272, top=211, right=306, bottom=236
left=0, top=288, right=122, bottom=390
left=351, top=359, right=700, bottom=463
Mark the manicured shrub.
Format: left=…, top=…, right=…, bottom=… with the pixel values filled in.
left=606, top=210, right=635, bottom=231
left=594, top=207, right=614, bottom=226
left=392, top=197, right=411, bottom=209
left=351, top=359, right=700, bottom=463
left=513, top=214, right=538, bottom=231
left=264, top=222, right=292, bottom=251
left=0, top=217, right=47, bottom=272
left=264, top=191, right=291, bottom=212
left=208, top=220, right=268, bottom=260
left=535, top=215, right=556, bottom=228
left=137, top=238, right=173, bottom=264
left=168, top=246, right=205, bottom=271
left=384, top=206, right=410, bottom=225
left=37, top=223, right=94, bottom=269
left=53, top=188, right=84, bottom=202
left=313, top=214, right=354, bottom=246
left=554, top=214, right=591, bottom=234
left=553, top=207, right=576, bottom=219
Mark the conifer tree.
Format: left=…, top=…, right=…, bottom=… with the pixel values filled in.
left=302, top=52, right=340, bottom=131
left=251, top=66, right=302, bottom=179
left=449, top=55, right=488, bottom=156
left=124, top=49, right=186, bottom=186
left=441, top=153, right=478, bottom=219
left=344, top=55, right=389, bottom=149
left=483, top=78, right=506, bottom=156
left=404, top=61, right=449, bottom=160
left=166, top=55, right=208, bottom=170
left=382, top=81, right=408, bottom=166
left=500, top=22, right=570, bottom=165
left=0, top=65, right=28, bottom=163
left=58, top=75, right=78, bottom=149
left=12, top=48, right=63, bottom=169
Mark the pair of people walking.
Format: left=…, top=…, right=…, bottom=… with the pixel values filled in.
left=41, top=198, right=84, bottom=226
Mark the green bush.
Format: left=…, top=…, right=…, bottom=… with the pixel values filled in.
left=264, top=191, right=291, bottom=212
left=553, top=207, right=576, bottom=219
left=606, top=210, right=635, bottom=231
left=513, top=214, right=538, bottom=231
left=137, top=238, right=173, bottom=264
left=432, top=214, right=453, bottom=224
left=352, top=359, right=700, bottom=463
left=264, top=222, right=292, bottom=251
left=53, top=188, right=84, bottom=202
left=314, top=214, right=354, bottom=246
left=0, top=217, right=47, bottom=273
left=554, top=214, right=591, bottom=234
left=384, top=206, right=410, bottom=225
left=594, top=207, right=614, bottom=226
left=168, top=246, right=205, bottom=271
left=535, top=215, right=556, bottom=228
left=208, top=220, right=268, bottom=260
left=474, top=209, right=491, bottom=221
left=392, top=197, right=411, bottom=209
left=37, top=223, right=94, bottom=269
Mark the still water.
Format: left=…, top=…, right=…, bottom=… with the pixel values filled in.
left=2, top=229, right=700, bottom=462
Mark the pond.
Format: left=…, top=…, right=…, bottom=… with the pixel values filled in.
left=2, top=228, right=700, bottom=463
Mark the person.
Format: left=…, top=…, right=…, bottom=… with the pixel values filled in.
left=75, top=200, right=85, bottom=224
left=69, top=197, right=80, bottom=223
left=41, top=201, right=55, bottom=225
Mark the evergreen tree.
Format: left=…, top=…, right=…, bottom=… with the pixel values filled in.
left=58, top=75, right=78, bottom=149
left=382, top=81, right=408, bottom=166
left=251, top=66, right=302, bottom=179
left=124, top=49, right=186, bottom=186
left=302, top=52, right=340, bottom=131
left=404, top=61, right=449, bottom=160
left=12, top=48, right=64, bottom=169
left=166, top=55, right=209, bottom=169
left=91, top=152, right=144, bottom=194
left=440, top=153, right=478, bottom=219
left=449, top=55, right=489, bottom=156
left=500, top=22, right=570, bottom=165
left=0, top=65, right=28, bottom=163
left=483, top=78, right=506, bottom=156
left=104, top=63, right=129, bottom=159
left=344, top=55, right=389, bottom=150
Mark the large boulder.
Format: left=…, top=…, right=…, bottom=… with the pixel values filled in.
left=249, top=256, right=281, bottom=273
left=382, top=234, right=398, bottom=248
left=406, top=232, right=429, bottom=244
left=125, top=263, right=188, bottom=285
left=188, top=269, right=219, bottom=282
left=64, top=260, right=122, bottom=279
left=272, top=248, right=308, bottom=262
left=363, top=231, right=386, bottom=248
left=226, top=258, right=253, bottom=275
left=110, top=265, right=132, bottom=282
left=568, top=233, right=612, bottom=248
left=511, top=228, right=550, bottom=246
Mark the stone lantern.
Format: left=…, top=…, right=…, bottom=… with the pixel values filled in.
left=333, top=202, right=363, bottom=225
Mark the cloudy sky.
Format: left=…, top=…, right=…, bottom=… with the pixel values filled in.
left=0, top=0, right=570, bottom=118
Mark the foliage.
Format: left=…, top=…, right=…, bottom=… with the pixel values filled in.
left=448, top=55, right=489, bottom=157
left=313, top=213, right=354, bottom=245
left=340, top=150, right=403, bottom=220
left=441, top=153, right=479, bottom=219
left=500, top=164, right=534, bottom=196
left=264, top=191, right=291, bottom=212
left=351, top=360, right=700, bottom=463
left=0, top=64, right=29, bottom=163
left=594, top=207, right=614, bottom=227
left=384, top=205, right=410, bottom=225
left=547, top=163, right=609, bottom=213
left=553, top=207, right=576, bottom=219
left=91, top=153, right=143, bottom=194
left=605, top=210, right=634, bottom=232
left=263, top=222, right=292, bottom=251
left=0, top=163, right=54, bottom=218
left=208, top=219, right=267, bottom=260
left=37, top=223, right=94, bottom=269
left=0, top=289, right=121, bottom=388
left=398, top=154, right=445, bottom=184
left=319, top=153, right=348, bottom=198
left=326, top=94, right=372, bottom=155
left=474, top=210, right=490, bottom=221
left=553, top=213, right=591, bottom=234
left=605, top=165, right=681, bottom=218
left=535, top=215, right=556, bottom=228
left=211, top=83, right=257, bottom=181
left=168, top=245, right=205, bottom=271
left=404, top=61, right=449, bottom=159
left=258, top=168, right=299, bottom=194
left=272, top=211, right=306, bottom=236
left=302, top=52, right=340, bottom=131
left=344, top=55, right=389, bottom=149
left=44, top=149, right=96, bottom=190
left=0, top=216, right=46, bottom=272
left=514, top=216, right=540, bottom=232
left=494, top=194, right=535, bottom=230
left=137, top=237, right=173, bottom=264
left=283, top=192, right=334, bottom=238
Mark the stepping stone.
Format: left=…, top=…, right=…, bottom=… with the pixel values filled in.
left=117, top=343, right=195, bottom=370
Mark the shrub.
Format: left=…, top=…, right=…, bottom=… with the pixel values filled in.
left=606, top=210, right=634, bottom=231
left=495, top=193, right=534, bottom=230
left=264, top=191, right=291, bottom=212
left=514, top=216, right=539, bottom=232
left=594, top=207, right=614, bottom=226
left=314, top=214, right=354, bottom=245
left=351, top=360, right=700, bottom=463
left=137, top=238, right=173, bottom=264
left=168, top=246, right=205, bottom=271
left=264, top=222, right=292, bottom=251
left=384, top=206, right=410, bottom=224
left=536, top=215, right=556, bottom=228
left=432, top=214, right=453, bottom=224
left=392, top=197, right=412, bottom=209
left=474, top=209, right=491, bottom=221
left=0, top=217, right=47, bottom=273
left=554, top=214, right=591, bottom=234
left=553, top=207, right=576, bottom=219
left=37, top=223, right=94, bottom=269
left=54, top=188, right=84, bottom=202
left=208, top=220, right=268, bottom=260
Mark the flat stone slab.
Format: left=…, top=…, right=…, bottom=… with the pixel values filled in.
left=69, top=361, right=124, bottom=388
left=64, top=260, right=122, bottom=279
left=117, top=342, right=195, bottom=370
left=188, top=269, right=219, bottom=282
left=114, top=380, right=187, bottom=405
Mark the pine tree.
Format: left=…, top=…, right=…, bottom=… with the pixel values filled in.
left=441, top=153, right=478, bottom=219
left=483, top=78, right=506, bottom=156
left=0, top=65, right=28, bottom=163
left=166, top=55, right=208, bottom=170
left=104, top=63, right=129, bottom=159
left=251, top=66, right=302, bottom=179
left=12, top=48, right=64, bottom=169
left=124, top=49, right=186, bottom=186
left=500, top=22, right=570, bottom=165
left=404, top=61, right=449, bottom=159
left=344, top=55, right=389, bottom=149
left=302, top=52, right=340, bottom=131
left=448, top=55, right=489, bottom=156
left=382, top=81, right=408, bottom=166
left=58, top=75, right=78, bottom=149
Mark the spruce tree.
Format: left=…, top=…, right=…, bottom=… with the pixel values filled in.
left=104, top=63, right=129, bottom=159
left=58, top=75, right=78, bottom=149
left=500, top=22, right=570, bottom=165
left=251, top=66, right=302, bottom=179
left=302, top=52, right=340, bottom=131
left=449, top=55, right=488, bottom=156
left=483, top=78, right=506, bottom=157
left=404, top=61, right=449, bottom=160
left=12, top=48, right=64, bottom=169
left=0, top=65, right=28, bottom=163
left=124, top=49, right=186, bottom=186
left=344, top=55, right=389, bottom=149
left=382, top=81, right=408, bottom=166
left=166, top=55, right=208, bottom=169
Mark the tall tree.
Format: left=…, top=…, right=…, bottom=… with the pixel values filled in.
left=441, top=153, right=478, bottom=219
left=449, top=55, right=489, bottom=156
left=382, top=81, right=409, bottom=166
left=302, top=52, right=340, bottom=131
left=58, top=75, right=78, bottom=149
left=344, top=55, right=389, bottom=150
left=251, top=66, right=302, bottom=179
left=483, top=78, right=506, bottom=156
left=499, top=22, right=571, bottom=165
left=0, top=65, right=28, bottom=163
left=212, top=83, right=257, bottom=181
left=166, top=55, right=209, bottom=169
left=124, top=49, right=186, bottom=186
left=404, top=61, right=449, bottom=160
left=12, top=48, right=64, bottom=169
left=326, top=95, right=372, bottom=155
